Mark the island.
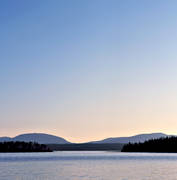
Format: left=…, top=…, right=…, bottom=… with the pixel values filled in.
left=121, top=136, right=177, bottom=152
left=0, top=141, right=52, bottom=152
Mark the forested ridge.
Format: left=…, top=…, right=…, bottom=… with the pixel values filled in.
left=0, top=141, right=52, bottom=152
left=121, top=136, right=177, bottom=152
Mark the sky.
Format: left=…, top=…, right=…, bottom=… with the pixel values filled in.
left=1, top=0, right=177, bottom=143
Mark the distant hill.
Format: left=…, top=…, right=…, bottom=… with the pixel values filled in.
left=0, top=132, right=171, bottom=145
left=0, top=137, right=12, bottom=142
left=0, top=133, right=70, bottom=144
left=90, top=133, right=168, bottom=144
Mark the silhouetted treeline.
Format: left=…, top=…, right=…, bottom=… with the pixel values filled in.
left=0, top=141, right=52, bottom=152
left=121, top=136, right=177, bottom=152
left=47, top=143, right=124, bottom=151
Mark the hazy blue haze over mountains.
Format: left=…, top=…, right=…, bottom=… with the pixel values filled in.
left=0, top=133, right=70, bottom=144
left=91, top=133, right=168, bottom=144
left=0, top=133, right=169, bottom=144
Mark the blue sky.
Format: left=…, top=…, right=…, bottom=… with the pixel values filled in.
left=1, top=0, right=177, bottom=142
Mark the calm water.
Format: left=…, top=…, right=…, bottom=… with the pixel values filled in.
left=1, top=151, right=177, bottom=180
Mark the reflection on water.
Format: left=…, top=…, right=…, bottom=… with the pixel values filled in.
left=0, top=151, right=177, bottom=180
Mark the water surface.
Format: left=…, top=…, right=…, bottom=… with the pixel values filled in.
left=1, top=151, right=177, bottom=180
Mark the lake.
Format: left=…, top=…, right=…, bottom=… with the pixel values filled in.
left=0, top=151, right=177, bottom=180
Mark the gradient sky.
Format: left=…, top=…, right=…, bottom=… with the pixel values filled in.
left=1, top=0, right=177, bottom=142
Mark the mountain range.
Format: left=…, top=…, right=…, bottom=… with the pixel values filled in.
left=0, top=133, right=70, bottom=144
left=0, top=132, right=170, bottom=144
left=90, top=133, right=168, bottom=144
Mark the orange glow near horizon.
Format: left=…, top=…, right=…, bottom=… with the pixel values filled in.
left=2, top=128, right=177, bottom=143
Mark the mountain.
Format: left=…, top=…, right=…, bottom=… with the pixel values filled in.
left=90, top=133, right=169, bottom=144
left=0, top=133, right=70, bottom=144
left=0, top=137, right=12, bottom=142
left=0, top=132, right=171, bottom=145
